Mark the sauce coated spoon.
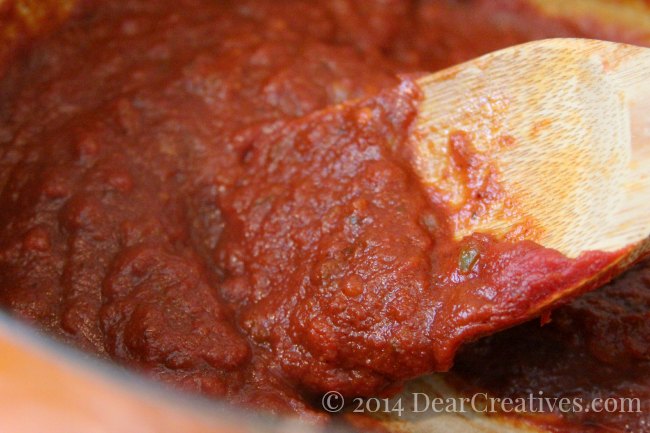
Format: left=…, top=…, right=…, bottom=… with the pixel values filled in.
left=411, top=38, right=650, bottom=310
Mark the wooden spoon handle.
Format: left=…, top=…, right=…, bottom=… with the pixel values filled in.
left=605, top=42, right=650, bottom=90
left=585, top=41, right=650, bottom=260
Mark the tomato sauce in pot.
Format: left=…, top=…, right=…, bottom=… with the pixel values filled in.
left=0, top=0, right=648, bottom=430
left=453, top=260, right=650, bottom=433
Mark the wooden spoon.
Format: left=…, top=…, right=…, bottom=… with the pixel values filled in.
left=412, top=37, right=650, bottom=291
left=0, top=38, right=647, bottom=433
left=384, top=37, right=650, bottom=433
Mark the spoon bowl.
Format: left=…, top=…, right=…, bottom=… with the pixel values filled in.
left=413, top=38, right=650, bottom=261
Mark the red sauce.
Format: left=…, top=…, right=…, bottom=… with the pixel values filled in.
left=0, top=0, right=647, bottom=426
left=452, top=260, right=650, bottom=433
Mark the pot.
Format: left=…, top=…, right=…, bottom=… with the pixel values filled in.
left=0, top=1, right=649, bottom=432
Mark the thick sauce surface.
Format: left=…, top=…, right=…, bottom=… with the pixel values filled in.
left=453, top=260, right=650, bottom=433
left=0, top=0, right=647, bottom=427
